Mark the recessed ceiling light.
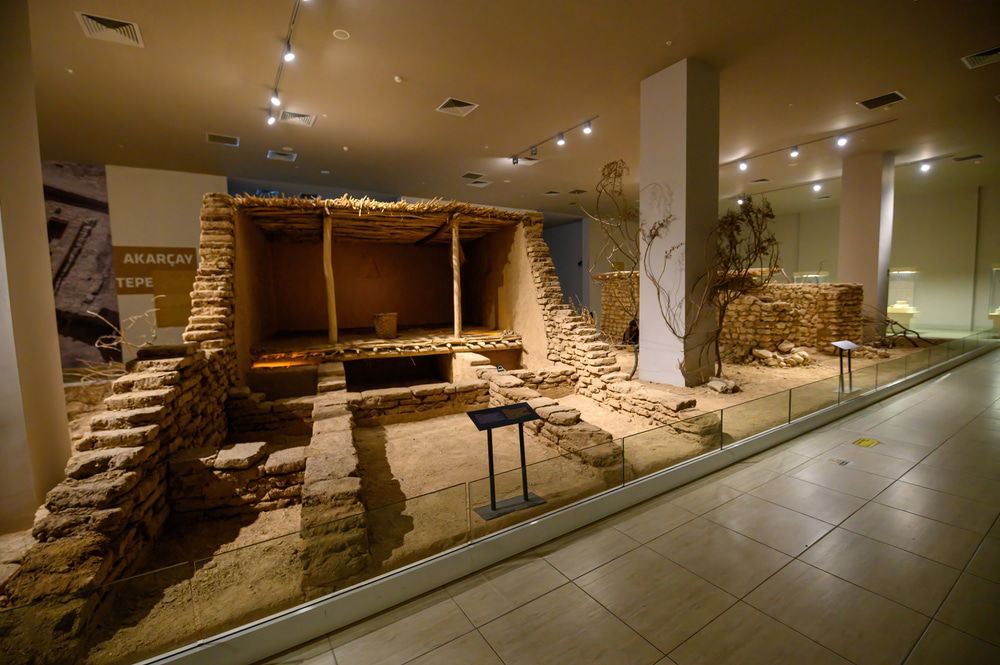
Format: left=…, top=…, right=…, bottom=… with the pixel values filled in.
left=664, top=40, right=673, bottom=47
left=393, top=75, right=404, bottom=83
left=503, top=179, right=511, bottom=183
left=812, top=183, right=822, bottom=192
left=737, top=197, right=744, bottom=205
left=320, top=169, right=330, bottom=174
left=789, top=146, right=799, bottom=158
left=920, top=163, right=931, bottom=172
left=282, top=145, right=293, bottom=151
left=333, top=29, right=350, bottom=40
left=738, top=161, right=748, bottom=171
left=836, top=135, right=848, bottom=147
left=342, top=146, right=349, bottom=151
left=583, top=121, right=592, bottom=135
left=66, top=68, right=75, bottom=74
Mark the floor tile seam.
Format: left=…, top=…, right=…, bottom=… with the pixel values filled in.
left=665, top=486, right=746, bottom=517
left=888, top=473, right=1000, bottom=507
left=473, top=626, right=511, bottom=665
left=629, top=541, right=750, bottom=601
left=548, top=533, right=645, bottom=581
left=663, top=598, right=860, bottom=665
left=870, top=490, right=1000, bottom=532
left=926, top=512, right=1000, bottom=625
left=696, top=512, right=811, bottom=562
left=568, top=574, right=668, bottom=659
left=742, top=559, right=934, bottom=662
left=394, top=627, right=482, bottom=665
left=746, top=485, right=863, bottom=528
left=469, top=580, right=574, bottom=631
left=861, top=497, right=996, bottom=536
left=835, top=521, right=974, bottom=568
left=774, top=466, right=886, bottom=501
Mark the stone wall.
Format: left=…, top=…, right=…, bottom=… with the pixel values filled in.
left=593, top=271, right=639, bottom=344
left=479, top=367, right=620, bottom=470
left=522, top=222, right=621, bottom=396
left=346, top=381, right=489, bottom=426
left=719, top=283, right=864, bottom=360
left=225, top=388, right=314, bottom=434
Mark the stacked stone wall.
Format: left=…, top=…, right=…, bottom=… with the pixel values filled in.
left=478, top=367, right=620, bottom=470
left=522, top=222, right=620, bottom=396
left=719, top=283, right=864, bottom=360
left=593, top=271, right=639, bottom=344
left=346, top=381, right=489, bottom=426
left=225, top=388, right=314, bottom=434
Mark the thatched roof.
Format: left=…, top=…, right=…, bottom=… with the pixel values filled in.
left=232, top=194, right=542, bottom=244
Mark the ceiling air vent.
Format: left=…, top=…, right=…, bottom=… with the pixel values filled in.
left=857, top=91, right=906, bottom=110
left=961, top=46, right=1000, bottom=69
left=569, top=189, right=586, bottom=195
left=544, top=191, right=560, bottom=196
left=953, top=154, right=983, bottom=162
left=266, top=150, right=297, bottom=162
left=750, top=178, right=770, bottom=184
left=436, top=98, right=479, bottom=117
left=467, top=180, right=492, bottom=188
left=278, top=110, right=317, bottom=127
left=461, top=172, right=485, bottom=180
left=75, top=12, right=143, bottom=47
left=206, top=133, right=240, bottom=147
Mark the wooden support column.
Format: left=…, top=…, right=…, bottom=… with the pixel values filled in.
left=323, top=215, right=338, bottom=343
left=451, top=216, right=462, bottom=337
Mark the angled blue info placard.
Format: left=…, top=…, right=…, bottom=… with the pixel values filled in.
left=466, top=403, right=540, bottom=431
left=832, top=340, right=860, bottom=350
left=467, top=403, right=545, bottom=519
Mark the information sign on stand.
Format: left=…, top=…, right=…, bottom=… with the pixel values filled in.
left=832, top=340, right=860, bottom=393
left=467, top=403, right=546, bottom=520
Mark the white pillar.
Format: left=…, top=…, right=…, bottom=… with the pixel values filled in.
left=837, top=152, right=895, bottom=338
left=638, top=59, right=720, bottom=387
left=0, top=0, right=71, bottom=531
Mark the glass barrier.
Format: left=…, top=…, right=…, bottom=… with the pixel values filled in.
left=877, top=356, right=907, bottom=386
left=928, top=343, right=949, bottom=366
left=468, top=441, right=622, bottom=539
left=905, top=348, right=930, bottom=376
left=790, top=375, right=840, bottom=420
left=623, top=412, right=721, bottom=482
left=722, top=391, right=789, bottom=444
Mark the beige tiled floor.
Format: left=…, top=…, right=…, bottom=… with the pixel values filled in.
left=262, top=350, right=1000, bottom=665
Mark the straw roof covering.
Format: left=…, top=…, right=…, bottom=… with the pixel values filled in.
left=232, top=194, right=542, bottom=244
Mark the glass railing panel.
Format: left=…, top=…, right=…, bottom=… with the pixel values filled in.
left=845, top=364, right=877, bottom=398
left=722, top=392, right=789, bottom=444
left=624, top=413, right=721, bottom=482
left=928, top=343, right=949, bottom=366
left=790, top=375, right=841, bottom=420
left=86, top=561, right=196, bottom=665
left=877, top=356, right=906, bottom=386
left=905, top=348, right=930, bottom=375
left=363, top=483, right=469, bottom=578
left=468, top=440, right=622, bottom=539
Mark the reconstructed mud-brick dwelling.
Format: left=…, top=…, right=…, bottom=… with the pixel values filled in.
left=1, top=194, right=719, bottom=664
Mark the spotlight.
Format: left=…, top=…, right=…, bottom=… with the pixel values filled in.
left=738, top=161, right=748, bottom=171
left=583, top=121, right=592, bottom=135
left=737, top=197, right=744, bottom=205
left=530, top=146, right=538, bottom=156
left=266, top=114, right=276, bottom=126
left=836, top=135, right=848, bottom=147
left=920, top=162, right=931, bottom=172
left=270, top=91, right=281, bottom=107
left=283, top=41, right=296, bottom=62
left=790, top=146, right=800, bottom=158
left=512, top=156, right=519, bottom=166
left=556, top=133, right=566, bottom=146
left=812, top=183, right=822, bottom=192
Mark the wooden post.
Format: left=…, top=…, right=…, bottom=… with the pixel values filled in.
left=323, top=215, right=338, bottom=343
left=451, top=216, right=462, bottom=337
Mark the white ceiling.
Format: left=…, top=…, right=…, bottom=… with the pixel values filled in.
left=28, top=0, right=1000, bottom=215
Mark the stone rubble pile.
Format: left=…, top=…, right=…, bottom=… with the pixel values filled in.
left=749, top=345, right=814, bottom=368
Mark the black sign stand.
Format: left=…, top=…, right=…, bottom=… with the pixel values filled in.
left=833, top=340, right=860, bottom=393
left=467, top=403, right=546, bottom=520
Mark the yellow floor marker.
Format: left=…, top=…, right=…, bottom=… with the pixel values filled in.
left=852, top=438, right=880, bottom=448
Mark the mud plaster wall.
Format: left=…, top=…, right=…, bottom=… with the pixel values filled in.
left=465, top=225, right=550, bottom=367
left=234, top=213, right=276, bottom=382
left=265, top=241, right=453, bottom=332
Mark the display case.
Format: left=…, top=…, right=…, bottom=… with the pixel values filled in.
left=887, top=268, right=919, bottom=329
left=989, top=266, right=1000, bottom=330
left=794, top=271, right=829, bottom=284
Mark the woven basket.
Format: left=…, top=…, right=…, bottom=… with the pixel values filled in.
left=373, top=312, right=398, bottom=339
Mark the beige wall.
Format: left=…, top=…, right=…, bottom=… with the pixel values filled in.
left=973, top=185, right=1000, bottom=328
left=0, top=0, right=70, bottom=530
left=465, top=225, right=549, bottom=368
left=891, top=185, right=979, bottom=329
left=106, top=166, right=227, bottom=357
